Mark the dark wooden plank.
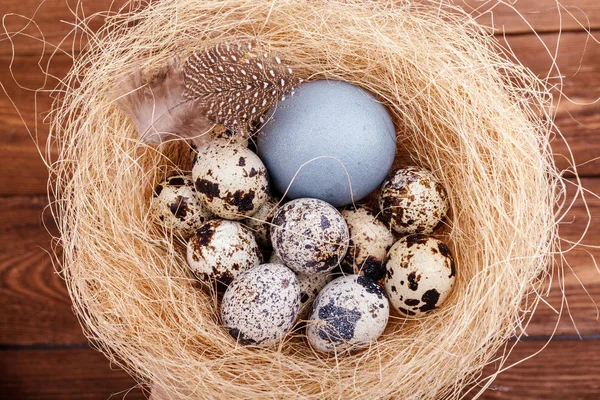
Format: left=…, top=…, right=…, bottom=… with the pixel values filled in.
left=0, top=340, right=597, bottom=399
left=523, top=176, right=600, bottom=337
left=0, top=348, right=144, bottom=399
left=0, top=51, right=73, bottom=196
left=1, top=0, right=598, bottom=59
left=522, top=248, right=600, bottom=337
left=0, top=196, right=87, bottom=345
left=0, top=0, right=130, bottom=57
left=477, top=339, right=600, bottom=399
left=504, top=31, right=600, bottom=177
left=459, top=0, right=600, bottom=34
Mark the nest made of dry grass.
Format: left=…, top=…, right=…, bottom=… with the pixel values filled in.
left=46, top=0, right=567, bottom=398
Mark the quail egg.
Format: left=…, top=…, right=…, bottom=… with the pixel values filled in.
left=383, top=234, right=456, bottom=317
left=270, top=198, right=349, bottom=275
left=340, top=206, right=395, bottom=281
left=221, top=263, right=301, bottom=346
left=186, top=219, right=262, bottom=288
left=192, top=143, right=269, bottom=220
left=150, top=175, right=213, bottom=238
left=379, top=167, right=449, bottom=235
left=243, top=195, right=281, bottom=248
left=307, top=275, right=389, bottom=353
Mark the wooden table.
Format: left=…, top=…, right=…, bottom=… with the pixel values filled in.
left=1, top=1, right=599, bottom=398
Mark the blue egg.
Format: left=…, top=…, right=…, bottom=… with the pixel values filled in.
left=257, top=80, right=396, bottom=207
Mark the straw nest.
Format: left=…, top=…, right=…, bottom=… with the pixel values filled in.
left=47, top=0, right=565, bottom=398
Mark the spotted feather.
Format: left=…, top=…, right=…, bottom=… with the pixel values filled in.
left=183, top=42, right=301, bottom=135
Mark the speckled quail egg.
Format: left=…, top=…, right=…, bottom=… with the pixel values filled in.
left=192, top=142, right=269, bottom=220
left=243, top=195, right=281, bottom=248
left=268, top=253, right=332, bottom=320
left=151, top=175, right=213, bottom=238
left=383, top=234, right=456, bottom=317
left=307, top=275, right=389, bottom=353
left=187, top=219, right=262, bottom=289
left=221, top=263, right=301, bottom=346
left=379, top=167, right=449, bottom=235
left=340, top=206, right=395, bottom=281
left=270, top=198, right=349, bottom=275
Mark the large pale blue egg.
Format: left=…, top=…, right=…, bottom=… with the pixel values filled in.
left=257, top=80, right=396, bottom=207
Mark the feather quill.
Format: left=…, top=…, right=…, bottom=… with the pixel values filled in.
left=183, top=42, right=302, bottom=136
left=115, top=57, right=213, bottom=147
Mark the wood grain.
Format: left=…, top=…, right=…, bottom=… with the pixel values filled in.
left=527, top=177, right=600, bottom=337
left=0, top=50, right=75, bottom=196
left=0, top=0, right=130, bottom=57
left=459, top=0, right=600, bottom=33
left=1, top=340, right=598, bottom=399
left=478, top=339, right=600, bottom=399
left=505, top=31, right=600, bottom=176
left=0, top=348, right=145, bottom=399
left=0, top=196, right=87, bottom=345
left=1, top=0, right=598, bottom=59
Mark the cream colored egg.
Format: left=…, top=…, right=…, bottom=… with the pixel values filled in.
left=307, top=275, right=389, bottom=353
left=270, top=198, right=349, bottom=275
left=221, top=263, right=300, bottom=346
left=383, top=234, right=456, bottom=317
left=379, top=167, right=449, bottom=235
left=187, top=219, right=262, bottom=289
left=192, top=142, right=269, bottom=220
left=150, top=175, right=213, bottom=238
left=340, top=206, right=394, bottom=281
left=244, top=195, right=281, bottom=248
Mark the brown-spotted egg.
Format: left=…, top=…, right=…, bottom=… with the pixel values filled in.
left=243, top=195, right=281, bottom=248
left=192, top=143, right=269, bottom=220
left=221, top=263, right=301, bottom=346
left=340, top=206, right=395, bottom=281
left=307, top=275, right=389, bottom=353
left=151, top=175, right=213, bottom=238
left=383, top=234, right=456, bottom=317
left=379, top=167, right=449, bottom=235
left=270, top=198, right=349, bottom=275
left=187, top=219, right=262, bottom=289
